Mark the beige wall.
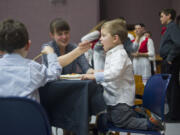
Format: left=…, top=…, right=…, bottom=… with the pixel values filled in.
left=172, top=0, right=180, bottom=15
left=1, top=0, right=180, bottom=57
left=99, top=0, right=173, bottom=53
left=0, top=0, right=99, bottom=59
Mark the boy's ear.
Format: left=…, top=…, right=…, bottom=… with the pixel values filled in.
left=113, top=35, right=120, bottom=44
left=25, top=40, right=31, bottom=51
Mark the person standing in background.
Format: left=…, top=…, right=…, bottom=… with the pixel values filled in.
left=132, top=23, right=156, bottom=85
left=144, top=31, right=156, bottom=75
left=159, top=8, right=180, bottom=122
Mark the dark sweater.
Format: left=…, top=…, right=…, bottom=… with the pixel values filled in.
left=159, top=21, right=180, bottom=62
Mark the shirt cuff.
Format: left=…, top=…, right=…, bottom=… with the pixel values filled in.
left=47, top=53, right=57, bottom=60
left=95, top=72, right=104, bottom=82
left=47, top=53, right=62, bottom=67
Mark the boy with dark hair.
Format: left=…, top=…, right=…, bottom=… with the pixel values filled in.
left=0, top=19, right=61, bottom=102
left=0, top=19, right=91, bottom=102
left=159, top=8, right=180, bottom=122
left=132, top=23, right=156, bottom=84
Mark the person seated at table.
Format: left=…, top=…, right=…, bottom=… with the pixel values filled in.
left=0, top=18, right=91, bottom=103
left=42, top=17, right=92, bottom=74
left=82, top=19, right=164, bottom=131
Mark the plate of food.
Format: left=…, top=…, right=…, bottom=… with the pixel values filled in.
left=60, top=74, right=82, bottom=80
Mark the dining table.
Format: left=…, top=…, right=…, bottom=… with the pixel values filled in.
left=39, top=79, right=106, bottom=135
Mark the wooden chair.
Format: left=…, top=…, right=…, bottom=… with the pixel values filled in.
left=134, top=75, right=145, bottom=105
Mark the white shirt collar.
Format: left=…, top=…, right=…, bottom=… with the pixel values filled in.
left=3, top=53, right=23, bottom=59
left=106, top=44, right=124, bottom=55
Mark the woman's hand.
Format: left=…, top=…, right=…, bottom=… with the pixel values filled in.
left=77, top=41, right=91, bottom=53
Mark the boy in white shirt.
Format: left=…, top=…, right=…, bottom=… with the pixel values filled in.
left=82, top=19, right=163, bottom=131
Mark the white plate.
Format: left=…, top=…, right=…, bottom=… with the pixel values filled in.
left=60, top=74, right=82, bottom=80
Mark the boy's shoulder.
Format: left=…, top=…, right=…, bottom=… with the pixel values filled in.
left=0, top=54, right=42, bottom=72
left=107, top=45, right=128, bottom=58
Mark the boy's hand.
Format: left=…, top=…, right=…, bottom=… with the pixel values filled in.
left=86, top=68, right=95, bottom=74
left=167, top=61, right=172, bottom=64
left=77, top=41, right=91, bottom=53
left=81, top=74, right=95, bottom=80
left=41, top=46, right=54, bottom=54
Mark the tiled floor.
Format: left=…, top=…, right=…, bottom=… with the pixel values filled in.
left=52, top=121, right=180, bottom=135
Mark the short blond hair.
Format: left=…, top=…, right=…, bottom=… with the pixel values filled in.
left=101, top=19, right=128, bottom=44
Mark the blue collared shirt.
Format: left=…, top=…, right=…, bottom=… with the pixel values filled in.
left=0, top=53, right=62, bottom=102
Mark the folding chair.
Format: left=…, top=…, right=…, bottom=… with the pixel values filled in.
left=103, top=74, right=171, bottom=135
left=0, top=97, right=52, bottom=135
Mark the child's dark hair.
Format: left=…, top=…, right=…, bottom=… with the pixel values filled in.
left=159, top=8, right=176, bottom=21
left=50, top=18, right=70, bottom=34
left=0, top=19, right=29, bottom=53
left=135, top=23, right=145, bottom=28
left=127, top=24, right=135, bottom=31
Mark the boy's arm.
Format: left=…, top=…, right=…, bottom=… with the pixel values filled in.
left=82, top=52, right=128, bottom=82
left=81, top=74, right=95, bottom=80
left=81, top=72, right=104, bottom=82
left=42, top=46, right=62, bottom=79
left=31, top=46, right=62, bottom=88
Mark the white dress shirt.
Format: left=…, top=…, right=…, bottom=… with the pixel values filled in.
left=95, top=45, right=135, bottom=106
left=0, top=53, right=62, bottom=102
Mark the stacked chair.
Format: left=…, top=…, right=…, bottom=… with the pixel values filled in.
left=0, top=97, right=52, bottom=135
